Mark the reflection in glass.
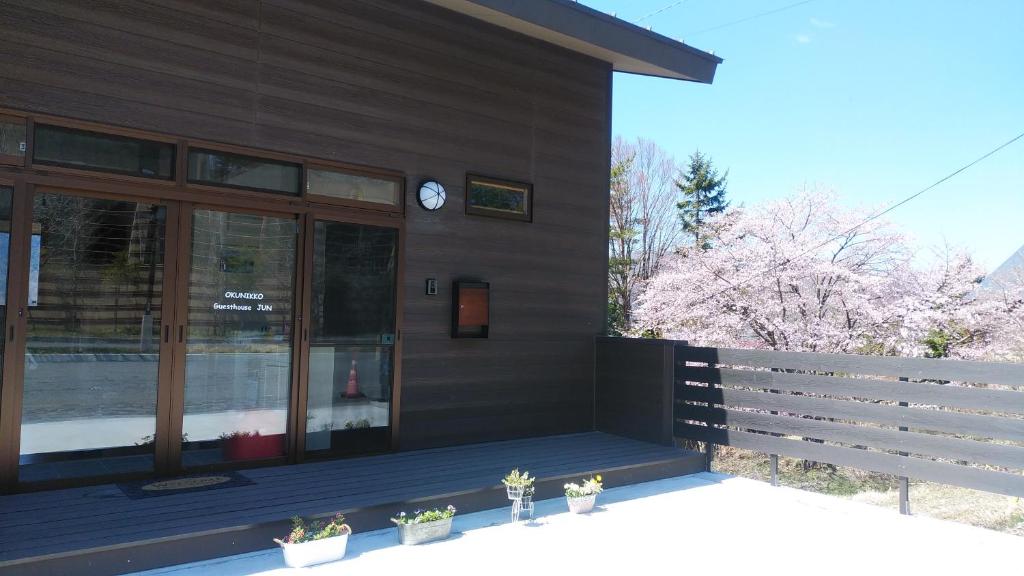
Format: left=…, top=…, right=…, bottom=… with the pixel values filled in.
left=0, top=119, right=26, bottom=159
left=0, top=188, right=10, bottom=403
left=306, top=168, right=399, bottom=207
left=20, top=194, right=166, bottom=482
left=187, top=149, right=301, bottom=196
left=182, top=210, right=296, bottom=466
left=33, top=124, right=175, bottom=179
left=305, top=221, right=397, bottom=455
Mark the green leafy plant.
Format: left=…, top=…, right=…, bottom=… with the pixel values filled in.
left=391, top=505, right=457, bottom=525
left=502, top=468, right=535, bottom=490
left=564, top=475, right=603, bottom=498
left=275, top=514, right=351, bottom=545
left=220, top=430, right=261, bottom=440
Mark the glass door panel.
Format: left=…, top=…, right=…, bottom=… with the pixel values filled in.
left=0, top=187, right=11, bottom=385
left=19, top=193, right=166, bottom=482
left=305, top=220, right=397, bottom=455
left=181, top=209, right=296, bottom=466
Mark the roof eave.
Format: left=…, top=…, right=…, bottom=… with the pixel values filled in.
left=423, top=0, right=722, bottom=84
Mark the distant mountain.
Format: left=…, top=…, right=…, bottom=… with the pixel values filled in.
left=983, top=244, right=1024, bottom=294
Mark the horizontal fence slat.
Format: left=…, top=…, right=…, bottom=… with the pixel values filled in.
left=675, top=384, right=1024, bottom=443
left=678, top=366, right=1024, bottom=415
left=674, top=422, right=1024, bottom=498
left=677, top=345, right=1024, bottom=387
left=675, top=404, right=1024, bottom=470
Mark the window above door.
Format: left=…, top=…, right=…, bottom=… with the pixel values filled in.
left=0, top=108, right=406, bottom=214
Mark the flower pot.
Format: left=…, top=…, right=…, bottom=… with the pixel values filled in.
left=520, top=495, right=535, bottom=519
left=222, top=433, right=285, bottom=461
left=279, top=531, right=350, bottom=568
left=566, top=494, right=597, bottom=514
left=506, top=485, right=526, bottom=500
left=395, top=517, right=453, bottom=545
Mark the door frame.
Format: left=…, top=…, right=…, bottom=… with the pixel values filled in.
left=0, top=177, right=32, bottom=490
left=0, top=110, right=407, bottom=490
left=167, top=201, right=308, bottom=475
left=0, top=183, right=184, bottom=490
left=292, top=207, right=405, bottom=462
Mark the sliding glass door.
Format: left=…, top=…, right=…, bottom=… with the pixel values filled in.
left=180, top=208, right=298, bottom=467
left=18, top=192, right=170, bottom=482
left=304, top=219, right=397, bottom=456
left=5, top=192, right=398, bottom=485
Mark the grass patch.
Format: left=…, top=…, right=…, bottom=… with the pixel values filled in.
left=710, top=446, right=1023, bottom=536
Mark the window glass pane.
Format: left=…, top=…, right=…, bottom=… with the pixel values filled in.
left=307, top=168, right=399, bottom=207
left=0, top=187, right=11, bottom=392
left=188, top=149, right=301, bottom=196
left=33, top=124, right=175, bottom=179
left=182, top=209, right=296, bottom=466
left=20, top=194, right=165, bottom=482
left=305, top=221, right=397, bottom=455
left=0, top=119, right=27, bottom=159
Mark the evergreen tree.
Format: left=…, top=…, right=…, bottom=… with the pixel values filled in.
left=676, top=151, right=729, bottom=246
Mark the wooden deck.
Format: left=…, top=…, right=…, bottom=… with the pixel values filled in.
left=0, top=432, right=703, bottom=576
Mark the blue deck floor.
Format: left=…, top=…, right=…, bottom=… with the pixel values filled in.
left=0, top=432, right=703, bottom=576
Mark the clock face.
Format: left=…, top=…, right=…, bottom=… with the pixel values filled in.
left=418, top=180, right=446, bottom=211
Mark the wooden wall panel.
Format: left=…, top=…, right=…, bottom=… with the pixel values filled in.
left=0, top=0, right=610, bottom=449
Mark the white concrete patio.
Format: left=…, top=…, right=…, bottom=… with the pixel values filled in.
left=131, top=473, right=1020, bottom=576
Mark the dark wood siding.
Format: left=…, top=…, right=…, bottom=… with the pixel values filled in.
left=0, top=0, right=610, bottom=448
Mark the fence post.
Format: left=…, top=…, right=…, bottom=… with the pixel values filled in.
left=770, top=454, right=779, bottom=486
left=898, top=376, right=910, bottom=515
left=704, top=442, right=714, bottom=472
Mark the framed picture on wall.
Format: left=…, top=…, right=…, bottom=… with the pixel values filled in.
left=465, top=174, right=532, bottom=222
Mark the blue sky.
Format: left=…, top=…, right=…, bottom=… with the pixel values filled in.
left=583, top=0, right=1024, bottom=271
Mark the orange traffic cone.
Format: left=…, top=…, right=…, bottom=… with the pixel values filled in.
left=344, top=359, right=363, bottom=398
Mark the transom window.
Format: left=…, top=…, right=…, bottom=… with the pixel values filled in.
left=306, top=166, right=401, bottom=208
left=33, top=124, right=176, bottom=180
left=187, top=148, right=302, bottom=196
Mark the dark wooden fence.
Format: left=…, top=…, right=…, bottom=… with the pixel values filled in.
left=594, top=337, right=678, bottom=446
left=671, top=344, right=1024, bottom=508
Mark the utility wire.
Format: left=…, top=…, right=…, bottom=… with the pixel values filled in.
left=636, top=0, right=686, bottom=23
left=694, top=130, right=1024, bottom=301
left=685, top=0, right=818, bottom=38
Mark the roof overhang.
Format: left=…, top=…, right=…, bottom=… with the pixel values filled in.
left=423, top=0, right=722, bottom=83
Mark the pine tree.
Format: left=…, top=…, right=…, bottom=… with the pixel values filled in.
left=676, top=151, right=729, bottom=246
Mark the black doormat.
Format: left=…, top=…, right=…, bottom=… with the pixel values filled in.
left=118, top=471, right=255, bottom=499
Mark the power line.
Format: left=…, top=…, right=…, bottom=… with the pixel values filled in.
left=692, top=129, right=1024, bottom=302
left=636, top=0, right=686, bottom=23
left=685, top=0, right=818, bottom=38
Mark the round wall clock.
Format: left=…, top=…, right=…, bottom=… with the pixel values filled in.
left=417, top=180, right=446, bottom=211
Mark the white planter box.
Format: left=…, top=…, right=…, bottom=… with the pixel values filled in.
left=566, top=494, right=597, bottom=514
left=279, top=532, right=350, bottom=568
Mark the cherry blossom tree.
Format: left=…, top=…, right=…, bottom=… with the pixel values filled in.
left=978, top=265, right=1024, bottom=361
left=634, top=188, right=1003, bottom=358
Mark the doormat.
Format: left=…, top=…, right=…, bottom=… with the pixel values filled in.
left=118, top=471, right=255, bottom=499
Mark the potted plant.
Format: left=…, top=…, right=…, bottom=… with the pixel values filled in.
left=502, top=468, right=534, bottom=500
left=563, top=474, right=603, bottom=514
left=502, top=468, right=535, bottom=522
left=391, top=505, right=457, bottom=545
left=274, top=513, right=351, bottom=568
left=220, top=430, right=285, bottom=461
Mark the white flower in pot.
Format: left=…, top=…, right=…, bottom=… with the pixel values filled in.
left=274, top=513, right=351, bottom=568
left=564, top=475, right=603, bottom=514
